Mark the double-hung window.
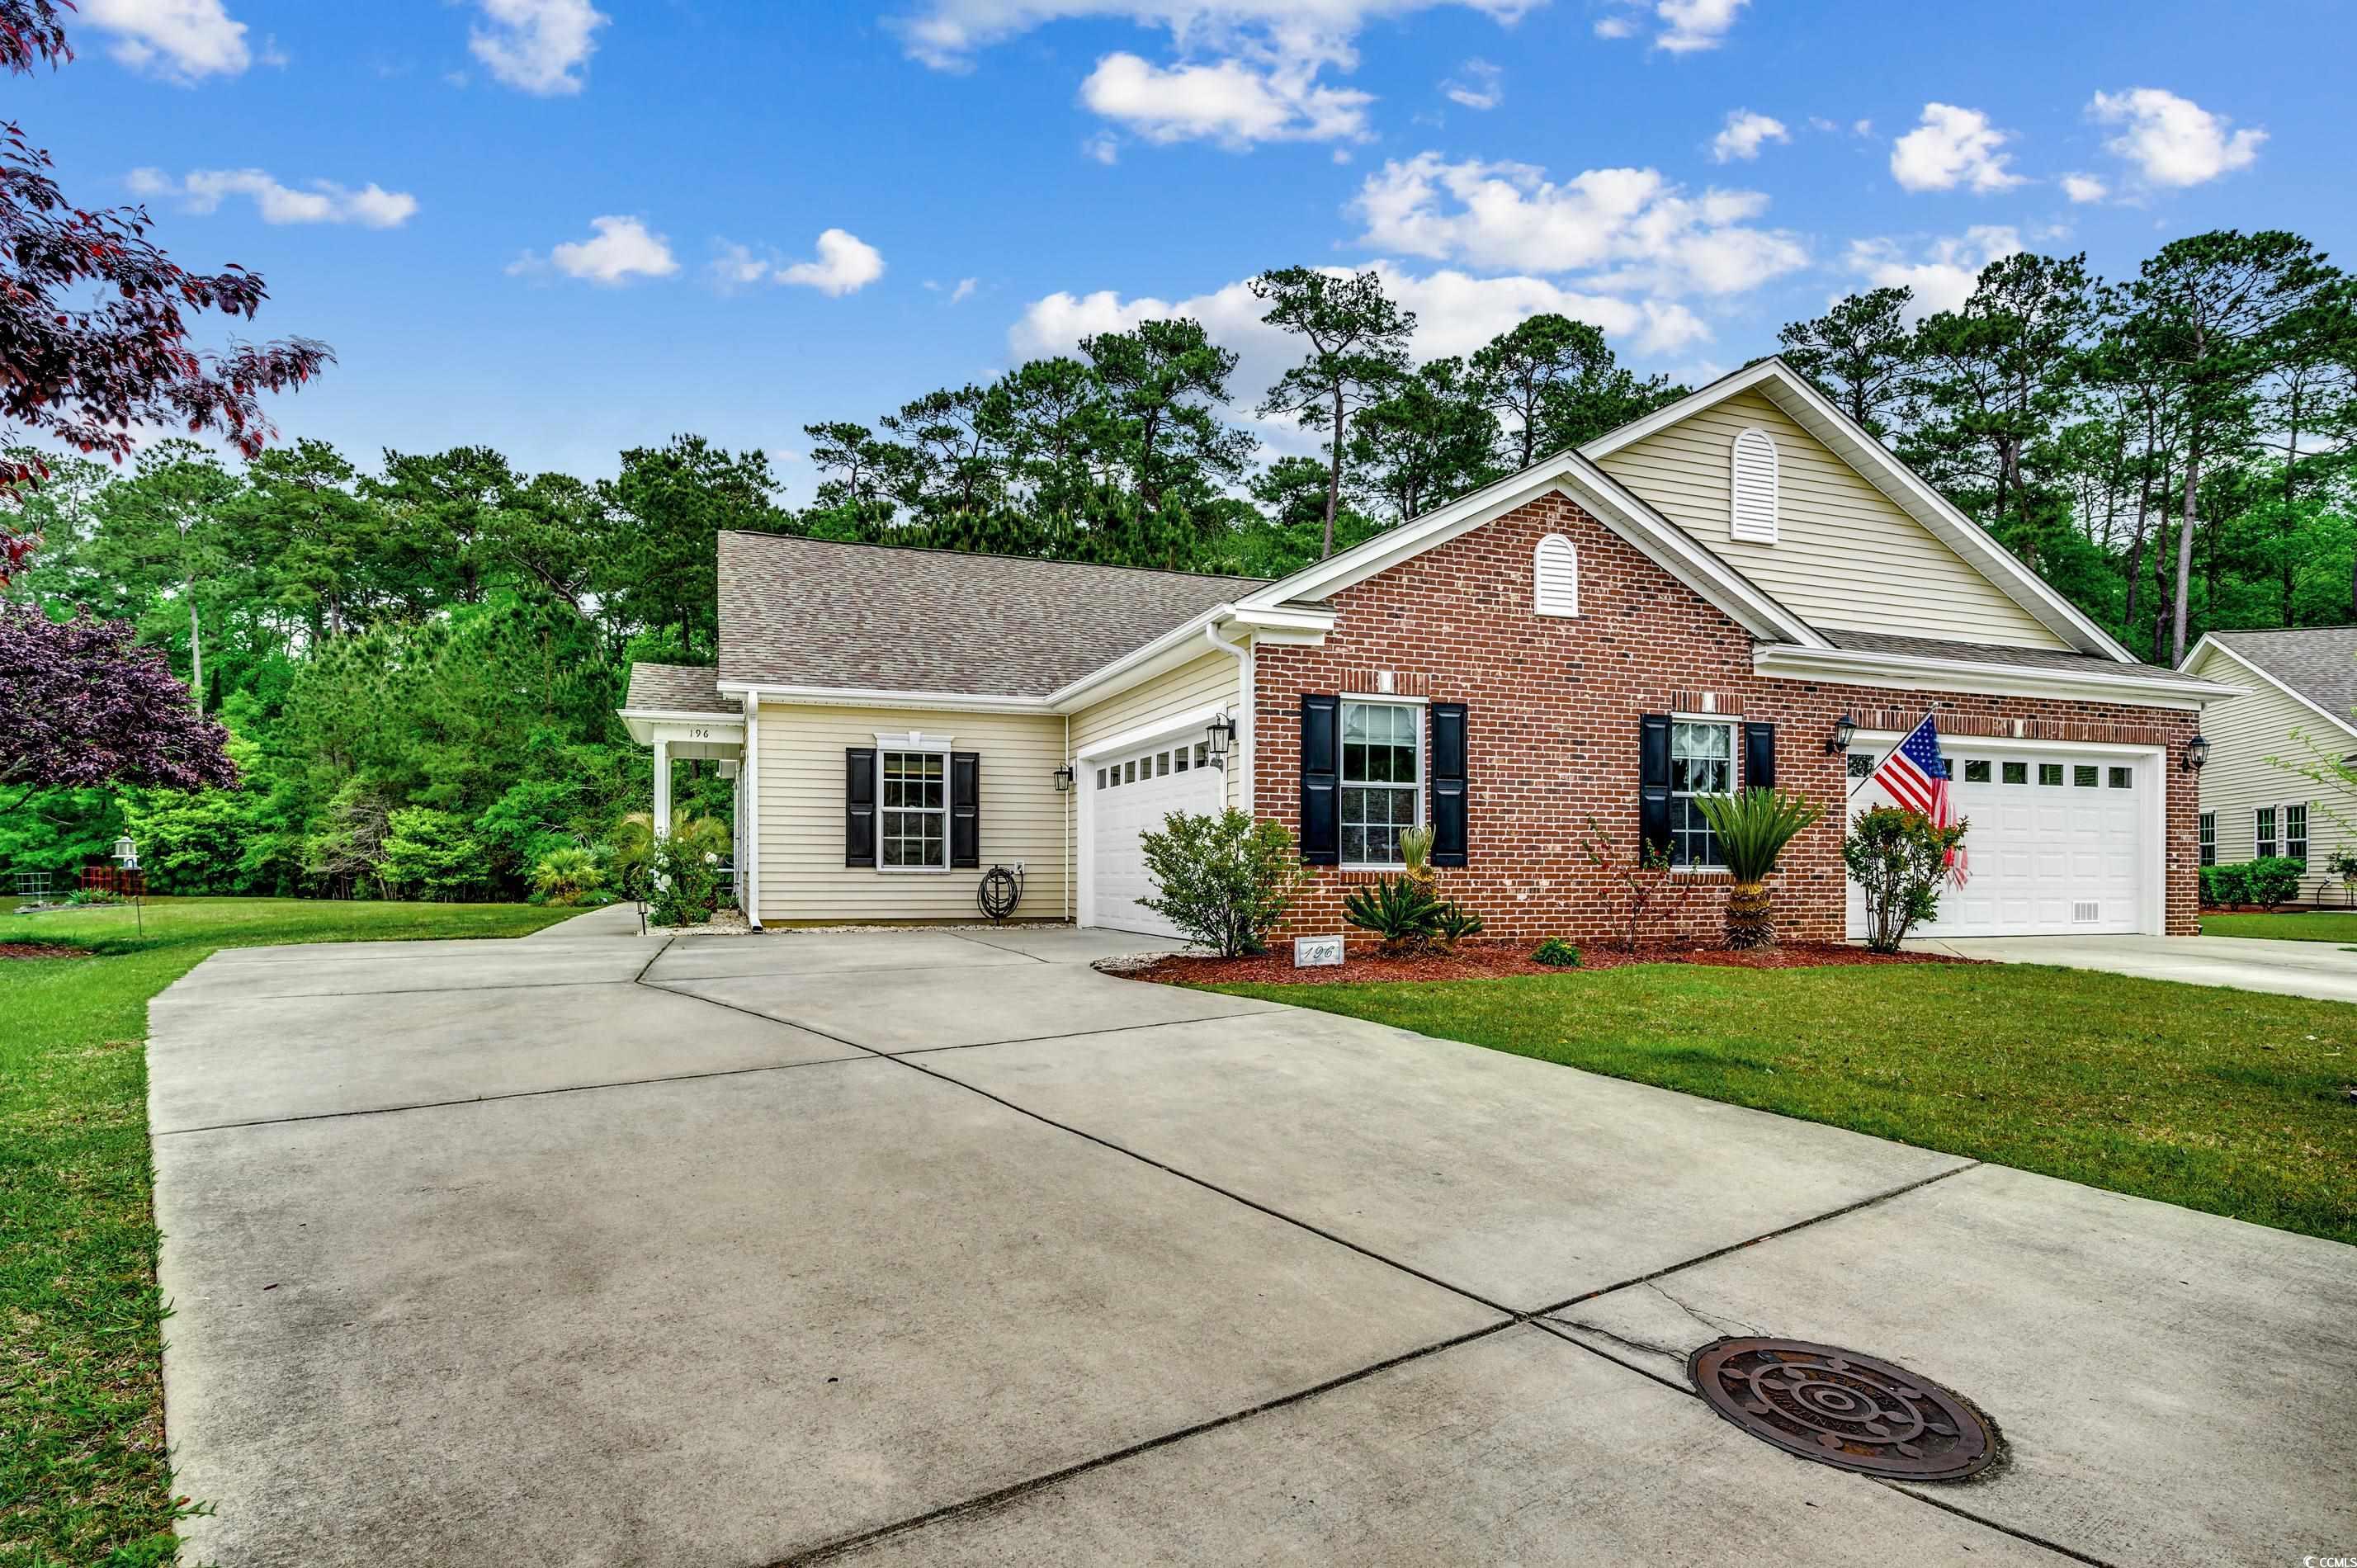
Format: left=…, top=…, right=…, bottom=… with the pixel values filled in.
left=879, top=750, right=947, bottom=869
left=2198, top=812, right=2216, bottom=867
left=2285, top=803, right=2308, bottom=864
left=2255, top=805, right=2278, bottom=861
left=1670, top=720, right=1735, bottom=867
left=1340, top=701, right=1421, bottom=867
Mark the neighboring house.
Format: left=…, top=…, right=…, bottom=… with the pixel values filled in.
left=621, top=358, right=2236, bottom=942
left=2180, top=626, right=2357, bottom=895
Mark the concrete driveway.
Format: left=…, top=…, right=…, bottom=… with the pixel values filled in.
left=149, top=921, right=2356, bottom=1566
left=1908, top=930, right=2357, bottom=1003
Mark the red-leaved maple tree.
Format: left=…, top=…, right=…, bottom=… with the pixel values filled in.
left=0, top=0, right=331, bottom=581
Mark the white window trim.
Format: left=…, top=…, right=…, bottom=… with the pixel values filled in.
left=1669, top=716, right=1740, bottom=874
left=1339, top=698, right=1425, bottom=872
left=2255, top=804, right=2279, bottom=861
left=2199, top=811, right=2217, bottom=868
left=2281, top=801, right=2309, bottom=862
left=876, top=745, right=952, bottom=874
left=1533, top=533, right=1580, bottom=618
left=1729, top=427, right=1779, bottom=545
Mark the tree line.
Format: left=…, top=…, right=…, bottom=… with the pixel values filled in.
left=5, top=235, right=2352, bottom=900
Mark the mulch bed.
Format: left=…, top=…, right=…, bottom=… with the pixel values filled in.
left=1127, top=938, right=1977, bottom=987
left=0, top=942, right=91, bottom=961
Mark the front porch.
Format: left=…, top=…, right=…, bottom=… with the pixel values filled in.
left=620, top=664, right=750, bottom=916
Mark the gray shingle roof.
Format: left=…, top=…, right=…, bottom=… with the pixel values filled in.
left=718, top=532, right=1264, bottom=697
left=624, top=663, right=731, bottom=715
left=1818, top=627, right=2201, bottom=682
left=2201, top=627, right=2357, bottom=726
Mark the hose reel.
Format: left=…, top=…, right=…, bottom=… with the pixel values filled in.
left=976, top=863, right=1024, bottom=922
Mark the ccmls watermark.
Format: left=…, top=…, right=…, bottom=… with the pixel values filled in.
left=2302, top=1555, right=2357, bottom=1566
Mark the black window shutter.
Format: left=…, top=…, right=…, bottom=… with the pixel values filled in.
left=845, top=749, right=876, bottom=867
left=1638, top=715, right=1671, bottom=859
left=1429, top=701, right=1468, bottom=867
left=1744, top=722, right=1776, bottom=791
left=1300, top=693, right=1341, bottom=866
left=950, top=751, right=980, bottom=869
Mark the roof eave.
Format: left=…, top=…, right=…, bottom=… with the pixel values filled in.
left=2182, top=635, right=2357, bottom=744
left=1755, top=643, right=2243, bottom=709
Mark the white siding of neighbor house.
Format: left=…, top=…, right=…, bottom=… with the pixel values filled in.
left=1594, top=389, right=2070, bottom=649
left=2185, top=646, right=2351, bottom=870
left=755, top=701, right=1070, bottom=923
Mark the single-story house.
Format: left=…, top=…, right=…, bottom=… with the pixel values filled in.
left=621, top=357, right=2237, bottom=942
left=2180, top=626, right=2357, bottom=894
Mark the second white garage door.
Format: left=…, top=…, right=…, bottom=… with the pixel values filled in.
left=1088, top=733, right=1222, bottom=938
left=1847, top=744, right=2154, bottom=937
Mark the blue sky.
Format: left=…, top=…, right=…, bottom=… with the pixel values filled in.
left=38, top=0, right=2355, bottom=503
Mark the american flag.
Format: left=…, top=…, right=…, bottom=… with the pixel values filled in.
left=1866, top=713, right=1969, bottom=885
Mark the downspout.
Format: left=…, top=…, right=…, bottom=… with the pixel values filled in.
left=1064, top=711, right=1074, bottom=923
left=741, top=691, right=762, bottom=928
left=1204, top=615, right=1254, bottom=817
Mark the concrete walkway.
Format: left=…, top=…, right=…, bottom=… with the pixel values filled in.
left=1909, top=930, right=2357, bottom=1003
left=147, top=927, right=2356, bottom=1566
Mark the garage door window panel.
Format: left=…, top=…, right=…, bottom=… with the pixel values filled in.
left=879, top=751, right=947, bottom=870
left=1342, top=701, right=1422, bottom=868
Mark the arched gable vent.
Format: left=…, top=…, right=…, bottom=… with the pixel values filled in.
left=1729, top=427, right=1779, bottom=544
left=1533, top=532, right=1579, bottom=618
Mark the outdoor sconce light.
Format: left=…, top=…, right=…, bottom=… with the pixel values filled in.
left=1052, top=763, right=1075, bottom=792
left=1206, top=713, right=1237, bottom=770
left=2185, top=734, right=2211, bottom=772
left=1826, top=714, right=1857, bottom=755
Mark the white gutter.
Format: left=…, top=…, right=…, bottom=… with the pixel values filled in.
left=1755, top=644, right=2244, bottom=708
left=1204, top=618, right=1254, bottom=815
left=713, top=680, right=1050, bottom=714
left=740, top=689, right=761, bottom=928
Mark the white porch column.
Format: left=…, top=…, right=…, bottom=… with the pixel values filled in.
left=652, top=737, right=672, bottom=840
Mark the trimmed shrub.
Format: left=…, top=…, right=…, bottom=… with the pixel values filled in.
left=2246, top=857, right=2306, bottom=910
left=1140, top=809, right=1307, bottom=957
left=1532, top=937, right=1581, bottom=967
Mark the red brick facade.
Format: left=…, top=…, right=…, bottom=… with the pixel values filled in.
left=1250, top=493, right=2202, bottom=943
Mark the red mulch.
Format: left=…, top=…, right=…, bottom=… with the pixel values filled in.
left=0, top=942, right=90, bottom=961
left=1127, top=937, right=1976, bottom=987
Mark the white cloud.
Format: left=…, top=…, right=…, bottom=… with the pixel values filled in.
left=2088, top=87, right=2265, bottom=189
left=1594, top=0, right=1748, bottom=52
left=950, top=276, right=979, bottom=304
left=81, top=0, right=250, bottom=81
left=1710, top=109, right=1788, bottom=163
left=513, top=215, right=678, bottom=285
left=779, top=229, right=886, bottom=295
left=1351, top=152, right=1808, bottom=297
left=1851, top=118, right=1872, bottom=137
left=1080, top=51, right=1371, bottom=144
left=470, top=0, right=608, bottom=96
left=1442, top=58, right=1502, bottom=111
left=1889, top=102, right=2024, bottom=193
left=129, top=166, right=418, bottom=228
left=2061, top=172, right=2109, bottom=204
left=1845, top=225, right=2023, bottom=318
left=1082, top=131, right=1121, bottom=163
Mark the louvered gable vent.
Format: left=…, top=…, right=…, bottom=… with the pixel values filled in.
left=1729, top=427, right=1778, bottom=544
left=1533, top=533, right=1579, bottom=617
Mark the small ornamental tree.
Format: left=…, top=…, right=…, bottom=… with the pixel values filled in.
left=1693, top=786, right=1826, bottom=948
left=0, top=0, right=330, bottom=582
left=0, top=602, right=234, bottom=815
left=1140, top=809, right=1306, bottom=956
left=1844, top=807, right=1967, bottom=952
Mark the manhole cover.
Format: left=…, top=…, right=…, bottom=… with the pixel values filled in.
left=1689, top=1338, right=1996, bottom=1481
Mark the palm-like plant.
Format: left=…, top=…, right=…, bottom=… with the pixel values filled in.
left=1694, top=787, right=1826, bottom=948
left=1344, top=875, right=1445, bottom=955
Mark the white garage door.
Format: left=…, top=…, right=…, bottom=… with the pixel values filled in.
left=1847, top=746, right=2152, bottom=937
left=1088, top=733, right=1222, bottom=938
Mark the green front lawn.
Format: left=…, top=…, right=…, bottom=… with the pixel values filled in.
left=1206, top=964, right=2357, bottom=1249
left=2201, top=909, right=2357, bottom=942
left=0, top=897, right=575, bottom=1568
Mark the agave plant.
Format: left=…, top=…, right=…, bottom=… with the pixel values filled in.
left=1693, top=786, right=1826, bottom=948
left=1343, top=875, right=1445, bottom=956
left=1398, top=824, right=1438, bottom=895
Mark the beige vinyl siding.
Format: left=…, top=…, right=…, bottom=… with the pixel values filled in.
left=1069, top=650, right=1243, bottom=810
left=755, top=701, right=1070, bottom=923
left=1596, top=390, right=2069, bottom=649
left=2185, top=647, right=2350, bottom=870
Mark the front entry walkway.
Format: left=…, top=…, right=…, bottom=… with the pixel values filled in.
left=1908, top=931, right=2357, bottom=1003
left=148, top=926, right=2355, bottom=1565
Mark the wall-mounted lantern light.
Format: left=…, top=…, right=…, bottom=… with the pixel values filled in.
left=1052, top=763, right=1075, bottom=792
left=2185, top=734, right=2211, bottom=772
left=1206, top=714, right=1237, bottom=770
left=1826, top=714, right=1857, bottom=756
